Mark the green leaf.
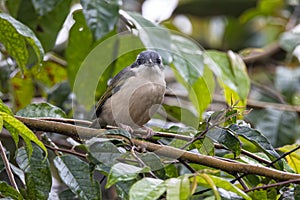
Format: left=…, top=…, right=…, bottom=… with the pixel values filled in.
left=54, top=155, right=101, bottom=200
left=188, top=65, right=215, bottom=120
left=166, top=177, right=191, bottom=200
left=31, top=0, right=61, bottom=16
left=139, top=152, right=166, bottom=178
left=171, top=35, right=204, bottom=84
left=248, top=189, right=267, bottom=200
left=196, top=174, right=251, bottom=200
left=81, top=0, right=121, bottom=40
left=58, top=189, right=78, bottom=200
left=198, top=173, right=220, bottom=200
left=218, top=128, right=242, bottom=157
left=278, top=144, right=300, bottom=173
left=165, top=164, right=178, bottom=178
left=165, top=178, right=181, bottom=200
left=0, top=181, right=24, bottom=200
left=5, top=0, right=22, bottom=18
left=9, top=71, right=34, bottom=111
left=205, top=50, right=250, bottom=106
left=0, top=13, right=44, bottom=72
left=31, top=61, right=67, bottom=88
left=258, top=0, right=283, bottom=15
left=16, top=146, right=51, bottom=200
left=16, top=102, right=66, bottom=118
left=122, top=11, right=172, bottom=61
left=191, top=136, right=215, bottom=156
left=274, top=67, right=300, bottom=104
left=279, top=29, right=300, bottom=52
left=0, top=99, right=13, bottom=115
left=66, top=10, right=93, bottom=89
left=247, top=108, right=299, bottom=147
left=0, top=116, right=3, bottom=133
left=170, top=36, right=215, bottom=120
left=115, top=180, right=135, bottom=199
left=1, top=111, right=47, bottom=158
left=163, top=105, right=198, bottom=127
left=295, top=185, right=300, bottom=199
left=106, top=163, right=150, bottom=188
left=47, top=81, right=71, bottom=108
left=229, top=124, right=282, bottom=168
left=140, top=152, right=164, bottom=172
left=129, top=178, right=166, bottom=200
left=16, top=0, right=72, bottom=51
left=87, top=139, right=122, bottom=167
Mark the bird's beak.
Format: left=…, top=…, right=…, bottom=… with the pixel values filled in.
left=146, top=59, right=153, bottom=65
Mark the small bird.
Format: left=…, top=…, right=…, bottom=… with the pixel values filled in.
left=90, top=50, right=166, bottom=135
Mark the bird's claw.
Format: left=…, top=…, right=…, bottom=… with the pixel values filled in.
left=119, top=123, right=134, bottom=133
left=143, top=126, right=155, bottom=138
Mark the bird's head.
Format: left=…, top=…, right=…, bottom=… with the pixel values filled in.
left=132, top=50, right=163, bottom=70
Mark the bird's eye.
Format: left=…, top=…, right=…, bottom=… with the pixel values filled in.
left=156, top=58, right=162, bottom=64
left=137, top=59, right=143, bottom=65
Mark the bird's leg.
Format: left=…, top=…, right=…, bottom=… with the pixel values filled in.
left=142, top=126, right=155, bottom=138
left=119, top=123, right=134, bottom=133
left=118, top=124, right=155, bottom=138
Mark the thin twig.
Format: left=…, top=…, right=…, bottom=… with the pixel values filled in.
left=242, top=42, right=280, bottom=64
left=233, top=173, right=249, bottom=190
left=244, top=179, right=300, bottom=193
left=130, top=146, right=158, bottom=178
left=251, top=81, right=286, bottom=104
left=214, top=144, right=272, bottom=166
left=178, top=158, right=196, bottom=173
left=268, top=145, right=300, bottom=167
left=44, top=144, right=86, bottom=158
left=213, top=95, right=300, bottom=113
left=0, top=140, right=19, bottom=192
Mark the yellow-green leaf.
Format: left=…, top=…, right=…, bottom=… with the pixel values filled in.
left=1, top=111, right=47, bottom=158
left=196, top=174, right=251, bottom=200
left=278, top=144, right=300, bottom=173
left=0, top=13, right=44, bottom=72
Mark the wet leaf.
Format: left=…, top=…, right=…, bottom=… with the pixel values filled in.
left=106, top=163, right=150, bottom=188
left=129, top=178, right=166, bottom=200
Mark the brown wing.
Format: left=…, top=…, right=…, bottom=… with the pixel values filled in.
left=94, top=66, right=136, bottom=118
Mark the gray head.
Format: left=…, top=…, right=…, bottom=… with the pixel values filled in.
left=132, top=50, right=163, bottom=69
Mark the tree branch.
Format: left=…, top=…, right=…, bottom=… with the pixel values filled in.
left=15, top=116, right=300, bottom=181
left=244, top=179, right=300, bottom=193
left=132, top=139, right=300, bottom=181
left=242, top=42, right=280, bottom=64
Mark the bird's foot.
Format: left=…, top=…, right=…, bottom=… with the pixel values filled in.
left=119, top=123, right=134, bottom=133
left=142, top=126, right=156, bottom=138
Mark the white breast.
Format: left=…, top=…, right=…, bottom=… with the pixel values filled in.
left=107, top=64, right=166, bottom=127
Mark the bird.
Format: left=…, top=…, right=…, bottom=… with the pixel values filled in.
left=90, top=50, right=166, bottom=136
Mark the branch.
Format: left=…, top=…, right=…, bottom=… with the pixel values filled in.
left=213, top=95, right=300, bottom=113
left=15, top=116, right=300, bottom=181
left=132, top=139, right=300, bottom=181
left=0, top=140, right=19, bottom=192
left=242, top=42, right=280, bottom=64
left=244, top=179, right=300, bottom=193
left=15, top=116, right=106, bottom=141
left=18, top=117, right=276, bottom=166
